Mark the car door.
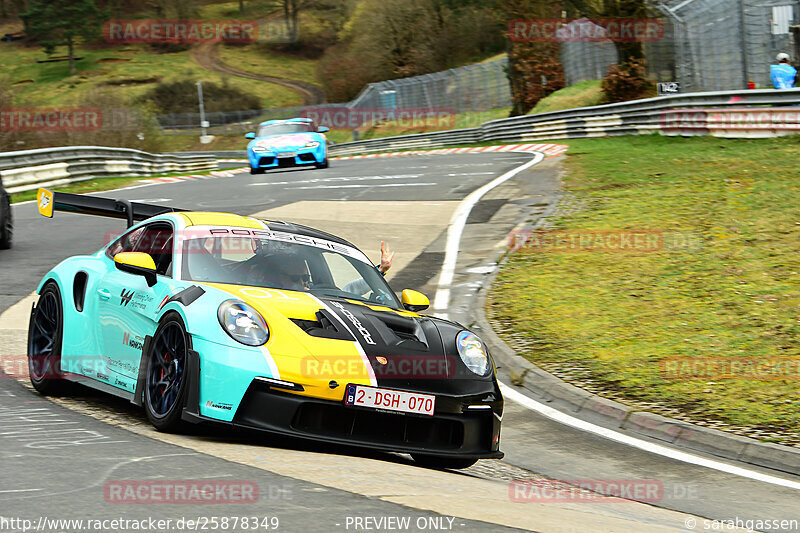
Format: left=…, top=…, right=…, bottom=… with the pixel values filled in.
left=96, top=222, right=175, bottom=393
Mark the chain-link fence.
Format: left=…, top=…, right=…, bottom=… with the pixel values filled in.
left=654, top=0, right=798, bottom=92
left=348, top=59, right=511, bottom=113
left=157, top=60, right=512, bottom=133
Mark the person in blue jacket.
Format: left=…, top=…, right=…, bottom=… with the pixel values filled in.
left=771, top=53, right=797, bottom=89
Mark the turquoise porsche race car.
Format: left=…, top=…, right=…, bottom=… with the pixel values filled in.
left=26, top=189, right=503, bottom=469
left=245, top=118, right=330, bottom=175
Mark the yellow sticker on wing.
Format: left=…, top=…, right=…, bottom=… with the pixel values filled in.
left=37, top=188, right=54, bottom=218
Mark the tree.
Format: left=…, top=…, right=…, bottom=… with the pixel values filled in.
left=280, top=0, right=315, bottom=43
left=563, top=0, right=648, bottom=68
left=502, top=0, right=565, bottom=115
left=21, top=0, right=108, bottom=75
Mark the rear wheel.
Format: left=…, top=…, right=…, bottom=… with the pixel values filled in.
left=411, top=454, right=478, bottom=470
left=27, top=282, right=67, bottom=394
left=144, top=314, right=190, bottom=432
left=0, top=195, right=11, bottom=249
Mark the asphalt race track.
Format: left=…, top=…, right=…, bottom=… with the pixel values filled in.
left=1, top=152, right=799, bottom=532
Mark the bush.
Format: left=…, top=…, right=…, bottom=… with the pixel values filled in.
left=139, top=79, right=261, bottom=115
left=601, top=58, right=651, bottom=104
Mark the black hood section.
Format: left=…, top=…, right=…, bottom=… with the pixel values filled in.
left=319, top=297, right=496, bottom=395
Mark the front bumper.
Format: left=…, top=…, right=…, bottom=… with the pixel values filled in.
left=187, top=377, right=503, bottom=459
left=249, top=147, right=325, bottom=169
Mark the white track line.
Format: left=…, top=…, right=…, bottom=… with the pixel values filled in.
left=432, top=151, right=544, bottom=315
left=501, top=384, right=800, bottom=490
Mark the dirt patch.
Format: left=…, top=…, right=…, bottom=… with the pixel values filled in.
left=98, top=57, right=130, bottom=63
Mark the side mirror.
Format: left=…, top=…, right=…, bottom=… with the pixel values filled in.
left=115, top=252, right=157, bottom=287
left=318, top=126, right=329, bottom=133
left=401, top=289, right=429, bottom=312
left=245, top=132, right=255, bottom=139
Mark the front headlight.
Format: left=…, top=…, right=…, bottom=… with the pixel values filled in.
left=251, top=146, right=267, bottom=152
left=304, top=141, right=320, bottom=148
left=456, top=331, right=490, bottom=376
left=217, top=300, right=269, bottom=346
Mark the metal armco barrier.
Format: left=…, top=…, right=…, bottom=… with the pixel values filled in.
left=0, top=146, right=216, bottom=193
left=327, top=88, right=800, bottom=156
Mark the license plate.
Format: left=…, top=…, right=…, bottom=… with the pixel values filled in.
left=344, top=384, right=435, bottom=416
left=276, top=152, right=297, bottom=158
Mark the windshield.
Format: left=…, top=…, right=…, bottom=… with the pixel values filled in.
left=256, top=123, right=316, bottom=137
left=180, top=230, right=400, bottom=307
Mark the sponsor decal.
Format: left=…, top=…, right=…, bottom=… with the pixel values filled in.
left=122, top=332, right=144, bottom=350
left=330, top=301, right=376, bottom=345
left=120, top=289, right=134, bottom=307
left=96, top=372, right=110, bottom=381
left=205, top=400, right=233, bottom=411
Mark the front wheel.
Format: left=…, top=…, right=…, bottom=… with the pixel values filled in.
left=250, top=166, right=265, bottom=175
left=315, top=158, right=329, bottom=169
left=144, top=314, right=190, bottom=432
left=411, top=454, right=478, bottom=470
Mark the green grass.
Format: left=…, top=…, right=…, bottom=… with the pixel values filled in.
left=530, top=80, right=605, bottom=115
left=3, top=40, right=304, bottom=108
left=488, top=135, right=800, bottom=438
left=217, top=43, right=319, bottom=85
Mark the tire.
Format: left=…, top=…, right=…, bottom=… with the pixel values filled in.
left=411, top=454, right=478, bottom=470
left=27, top=281, right=68, bottom=394
left=144, top=313, right=191, bottom=432
left=0, top=195, right=11, bottom=250
left=315, top=158, right=329, bottom=169
left=250, top=166, right=265, bottom=175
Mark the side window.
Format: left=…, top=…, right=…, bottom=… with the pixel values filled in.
left=133, top=223, right=174, bottom=277
left=106, top=226, right=145, bottom=259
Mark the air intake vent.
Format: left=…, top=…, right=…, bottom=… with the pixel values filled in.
left=290, top=310, right=352, bottom=341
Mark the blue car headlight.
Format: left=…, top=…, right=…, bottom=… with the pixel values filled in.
left=456, top=331, right=490, bottom=376
left=251, top=146, right=267, bottom=153
left=304, top=141, right=320, bottom=148
left=217, top=300, right=269, bottom=346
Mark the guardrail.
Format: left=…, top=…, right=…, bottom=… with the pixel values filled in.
left=325, top=87, right=800, bottom=156
left=0, top=146, right=216, bottom=194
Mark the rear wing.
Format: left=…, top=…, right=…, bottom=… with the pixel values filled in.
left=37, top=188, right=185, bottom=227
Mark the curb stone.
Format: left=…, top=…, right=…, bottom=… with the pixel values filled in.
left=467, top=161, right=800, bottom=477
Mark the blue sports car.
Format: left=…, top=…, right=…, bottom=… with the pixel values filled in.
left=245, top=118, right=330, bottom=175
